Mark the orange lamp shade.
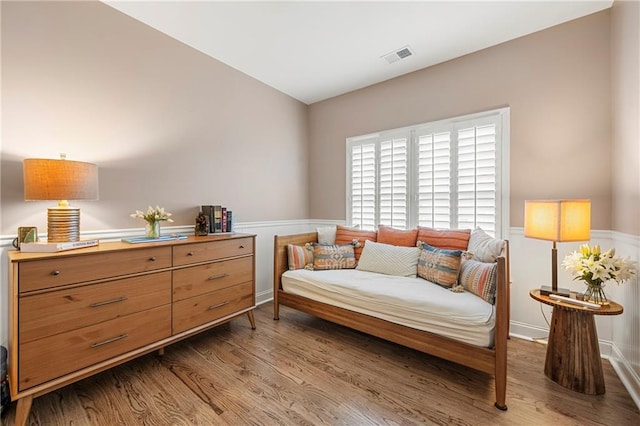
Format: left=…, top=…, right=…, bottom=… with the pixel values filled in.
left=23, top=158, right=98, bottom=202
left=524, top=199, right=591, bottom=242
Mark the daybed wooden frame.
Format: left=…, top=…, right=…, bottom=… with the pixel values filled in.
left=273, top=232, right=510, bottom=410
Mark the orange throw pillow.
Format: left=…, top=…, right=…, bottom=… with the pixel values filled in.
left=377, top=225, right=418, bottom=247
left=334, top=225, right=377, bottom=260
left=416, top=226, right=471, bottom=251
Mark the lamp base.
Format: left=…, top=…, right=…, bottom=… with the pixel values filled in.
left=47, top=207, right=80, bottom=243
left=539, top=285, right=570, bottom=297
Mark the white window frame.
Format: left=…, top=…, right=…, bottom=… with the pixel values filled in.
left=346, top=108, right=510, bottom=238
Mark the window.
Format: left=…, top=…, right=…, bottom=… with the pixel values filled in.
left=347, top=108, right=509, bottom=238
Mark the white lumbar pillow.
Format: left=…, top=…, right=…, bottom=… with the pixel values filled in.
left=356, top=240, right=420, bottom=278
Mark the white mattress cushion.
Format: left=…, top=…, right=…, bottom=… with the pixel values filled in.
left=282, top=268, right=495, bottom=347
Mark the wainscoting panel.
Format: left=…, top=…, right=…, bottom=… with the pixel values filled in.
left=608, top=231, right=640, bottom=409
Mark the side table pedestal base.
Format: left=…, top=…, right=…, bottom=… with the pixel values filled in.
left=544, top=307, right=605, bottom=395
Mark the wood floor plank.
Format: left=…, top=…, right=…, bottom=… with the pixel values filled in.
left=2, top=304, right=638, bottom=425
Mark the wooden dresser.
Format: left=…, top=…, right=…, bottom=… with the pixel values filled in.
left=7, top=233, right=256, bottom=425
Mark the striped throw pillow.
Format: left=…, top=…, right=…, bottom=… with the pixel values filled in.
left=460, top=259, right=498, bottom=304
left=287, top=244, right=313, bottom=270
left=417, top=243, right=462, bottom=288
left=416, top=227, right=471, bottom=251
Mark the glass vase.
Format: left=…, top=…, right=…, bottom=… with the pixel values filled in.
left=583, top=282, right=608, bottom=305
left=145, top=221, right=160, bottom=239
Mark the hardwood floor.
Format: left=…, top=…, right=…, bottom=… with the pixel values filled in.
left=2, top=304, right=638, bottom=425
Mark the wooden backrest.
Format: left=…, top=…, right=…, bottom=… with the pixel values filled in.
left=273, top=232, right=318, bottom=292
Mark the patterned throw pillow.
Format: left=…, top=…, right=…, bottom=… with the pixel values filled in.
left=416, top=227, right=471, bottom=251
left=417, top=243, right=463, bottom=288
left=312, top=244, right=357, bottom=270
left=356, top=240, right=420, bottom=277
left=459, top=259, right=498, bottom=304
left=376, top=225, right=418, bottom=247
left=334, top=225, right=377, bottom=261
left=467, top=227, right=504, bottom=263
left=287, top=244, right=313, bottom=270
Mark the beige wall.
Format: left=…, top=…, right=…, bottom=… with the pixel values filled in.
left=308, top=11, right=612, bottom=230
left=610, top=0, right=640, bottom=394
left=612, top=0, right=640, bottom=236
left=1, top=1, right=309, bottom=235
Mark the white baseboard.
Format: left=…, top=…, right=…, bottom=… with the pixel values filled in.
left=610, top=343, right=640, bottom=410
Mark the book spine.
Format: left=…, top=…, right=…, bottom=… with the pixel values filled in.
left=222, top=208, right=227, bottom=233
left=227, top=211, right=233, bottom=233
left=213, top=205, right=222, bottom=233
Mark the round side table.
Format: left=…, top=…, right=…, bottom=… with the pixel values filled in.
left=529, top=289, right=623, bottom=395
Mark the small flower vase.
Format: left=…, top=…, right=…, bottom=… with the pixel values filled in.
left=583, top=282, right=608, bottom=305
left=145, top=221, right=160, bottom=239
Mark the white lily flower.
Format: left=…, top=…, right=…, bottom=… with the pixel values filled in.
left=563, top=244, right=638, bottom=288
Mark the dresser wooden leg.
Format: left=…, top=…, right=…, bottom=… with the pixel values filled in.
left=247, top=310, right=256, bottom=329
left=15, top=395, right=33, bottom=426
left=157, top=347, right=165, bottom=357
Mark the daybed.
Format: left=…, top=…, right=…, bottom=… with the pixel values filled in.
left=273, top=226, right=510, bottom=410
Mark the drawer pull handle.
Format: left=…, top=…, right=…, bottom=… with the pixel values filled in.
left=90, top=296, right=128, bottom=308
left=208, top=301, right=229, bottom=310
left=239, top=245, right=245, bottom=249
left=208, top=273, right=228, bottom=281
left=187, top=252, right=195, bottom=256
left=91, top=334, right=128, bottom=348
left=51, top=270, right=60, bottom=276
left=149, top=256, right=156, bottom=261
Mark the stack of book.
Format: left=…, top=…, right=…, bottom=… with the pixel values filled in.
left=201, top=205, right=233, bottom=234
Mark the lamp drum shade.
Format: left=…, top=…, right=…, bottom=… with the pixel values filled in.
left=524, top=199, right=590, bottom=242
left=23, top=158, right=98, bottom=201
left=23, top=157, right=98, bottom=243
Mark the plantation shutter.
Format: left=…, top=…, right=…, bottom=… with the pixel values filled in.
left=346, top=108, right=507, bottom=237
left=456, top=122, right=498, bottom=234
left=379, top=137, right=408, bottom=229
left=417, top=131, right=452, bottom=228
left=350, top=142, right=376, bottom=230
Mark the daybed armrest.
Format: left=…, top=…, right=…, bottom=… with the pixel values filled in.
left=493, top=240, right=510, bottom=410
left=273, top=232, right=318, bottom=319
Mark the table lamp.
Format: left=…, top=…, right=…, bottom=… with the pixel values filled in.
left=524, top=199, right=591, bottom=296
left=23, top=154, right=98, bottom=243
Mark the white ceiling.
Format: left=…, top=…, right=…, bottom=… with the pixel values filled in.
left=103, top=1, right=613, bottom=105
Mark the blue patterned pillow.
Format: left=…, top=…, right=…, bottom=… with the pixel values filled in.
left=417, top=242, right=462, bottom=287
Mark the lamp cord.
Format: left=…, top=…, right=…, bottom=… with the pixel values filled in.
left=532, top=304, right=551, bottom=343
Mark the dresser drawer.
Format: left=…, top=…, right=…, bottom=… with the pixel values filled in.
left=18, top=247, right=172, bottom=292
left=172, top=281, right=253, bottom=334
left=172, top=256, right=253, bottom=302
left=20, top=271, right=171, bottom=343
left=19, top=305, right=171, bottom=391
left=172, top=237, right=253, bottom=266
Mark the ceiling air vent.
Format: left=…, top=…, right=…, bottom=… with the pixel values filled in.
left=382, top=46, right=413, bottom=64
